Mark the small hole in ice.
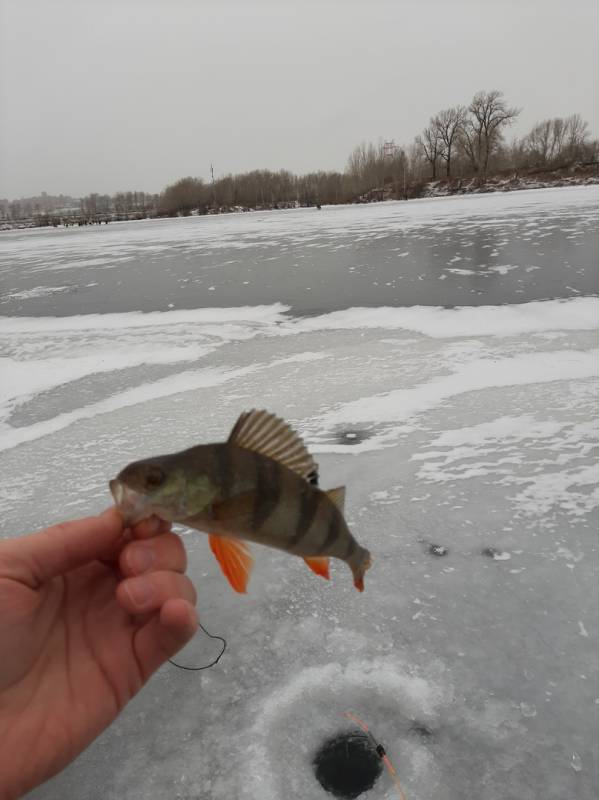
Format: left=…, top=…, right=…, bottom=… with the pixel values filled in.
left=481, top=547, right=510, bottom=560
left=428, top=544, right=448, bottom=557
left=313, top=731, right=382, bottom=799
left=409, top=721, right=434, bottom=739
left=335, top=429, right=371, bottom=446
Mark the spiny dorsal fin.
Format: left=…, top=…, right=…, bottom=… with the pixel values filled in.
left=326, top=486, right=345, bottom=513
left=228, top=409, right=318, bottom=483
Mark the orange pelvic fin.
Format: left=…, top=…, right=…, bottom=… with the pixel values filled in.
left=303, top=556, right=330, bottom=580
left=209, top=534, right=253, bottom=593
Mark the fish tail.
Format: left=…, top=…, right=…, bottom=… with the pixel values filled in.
left=350, top=547, right=372, bottom=592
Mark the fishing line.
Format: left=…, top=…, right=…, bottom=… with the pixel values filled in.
left=169, top=621, right=227, bottom=671
left=343, top=712, right=408, bottom=800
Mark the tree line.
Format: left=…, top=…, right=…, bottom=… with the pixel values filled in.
left=1, top=89, right=597, bottom=225
left=156, top=91, right=597, bottom=214
left=415, top=91, right=593, bottom=181
left=0, top=190, right=160, bottom=227
left=347, top=91, right=595, bottom=196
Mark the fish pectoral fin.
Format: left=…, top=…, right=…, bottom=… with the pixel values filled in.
left=209, top=534, right=253, bottom=594
left=303, top=556, right=330, bottom=580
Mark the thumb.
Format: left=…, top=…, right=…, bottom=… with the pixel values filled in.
left=133, top=598, right=198, bottom=681
left=2, top=508, right=124, bottom=587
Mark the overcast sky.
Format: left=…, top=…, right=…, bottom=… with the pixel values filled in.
left=1, top=0, right=598, bottom=199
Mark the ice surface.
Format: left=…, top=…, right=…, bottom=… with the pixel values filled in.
left=2, top=186, right=598, bottom=314
left=1, top=188, right=598, bottom=799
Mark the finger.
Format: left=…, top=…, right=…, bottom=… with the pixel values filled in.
left=99, top=532, right=133, bottom=567
left=133, top=598, right=198, bottom=681
left=131, top=516, right=172, bottom=541
left=3, top=508, right=124, bottom=587
left=117, top=570, right=197, bottom=616
left=119, top=533, right=187, bottom=577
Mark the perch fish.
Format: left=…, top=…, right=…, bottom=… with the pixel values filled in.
left=109, top=410, right=372, bottom=593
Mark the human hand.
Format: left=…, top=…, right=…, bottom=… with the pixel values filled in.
left=0, top=509, right=198, bottom=799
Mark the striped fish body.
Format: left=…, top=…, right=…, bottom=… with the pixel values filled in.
left=182, top=443, right=363, bottom=566
left=110, top=410, right=372, bottom=592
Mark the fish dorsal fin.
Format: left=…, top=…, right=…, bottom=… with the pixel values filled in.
left=228, top=409, right=318, bottom=483
left=326, top=486, right=346, bottom=513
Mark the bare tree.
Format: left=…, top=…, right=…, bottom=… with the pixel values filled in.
left=523, top=118, right=567, bottom=166
left=416, top=124, right=444, bottom=180
left=81, top=193, right=98, bottom=218
left=520, top=113, right=592, bottom=168
left=346, top=141, right=387, bottom=195
left=159, top=177, right=208, bottom=215
left=9, top=200, right=23, bottom=220
left=525, top=119, right=553, bottom=165
left=461, top=90, right=520, bottom=182
left=564, top=113, right=590, bottom=160
left=434, top=106, right=466, bottom=177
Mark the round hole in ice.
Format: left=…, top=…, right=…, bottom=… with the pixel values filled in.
left=481, top=546, right=498, bottom=558
left=409, top=721, right=434, bottom=739
left=313, top=731, right=382, bottom=799
left=428, top=544, right=448, bottom=557
left=335, top=429, right=371, bottom=446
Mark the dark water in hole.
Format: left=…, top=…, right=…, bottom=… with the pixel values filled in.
left=428, top=543, right=449, bottom=556
left=313, top=731, right=382, bottom=799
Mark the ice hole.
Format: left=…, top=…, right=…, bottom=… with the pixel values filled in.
left=313, top=731, right=383, bottom=799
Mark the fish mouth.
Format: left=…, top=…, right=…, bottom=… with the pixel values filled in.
left=109, top=479, right=152, bottom=526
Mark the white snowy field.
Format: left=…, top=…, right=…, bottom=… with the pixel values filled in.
left=0, top=188, right=598, bottom=799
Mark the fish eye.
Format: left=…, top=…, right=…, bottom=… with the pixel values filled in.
left=145, top=466, right=165, bottom=488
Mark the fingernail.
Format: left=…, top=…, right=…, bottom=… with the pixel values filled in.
left=128, top=545, right=154, bottom=574
left=158, top=519, right=172, bottom=534
left=144, top=517, right=161, bottom=535
left=125, top=577, right=154, bottom=608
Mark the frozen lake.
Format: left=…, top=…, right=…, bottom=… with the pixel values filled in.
left=1, top=186, right=599, bottom=799
left=1, top=187, right=598, bottom=316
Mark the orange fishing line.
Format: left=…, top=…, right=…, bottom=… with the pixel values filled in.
left=342, top=711, right=408, bottom=800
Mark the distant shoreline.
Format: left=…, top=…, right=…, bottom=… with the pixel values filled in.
left=356, top=162, right=599, bottom=203
left=2, top=165, right=598, bottom=233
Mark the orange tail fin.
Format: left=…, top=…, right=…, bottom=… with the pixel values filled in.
left=351, top=549, right=372, bottom=592
left=209, top=534, right=253, bottom=593
left=304, top=556, right=330, bottom=580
